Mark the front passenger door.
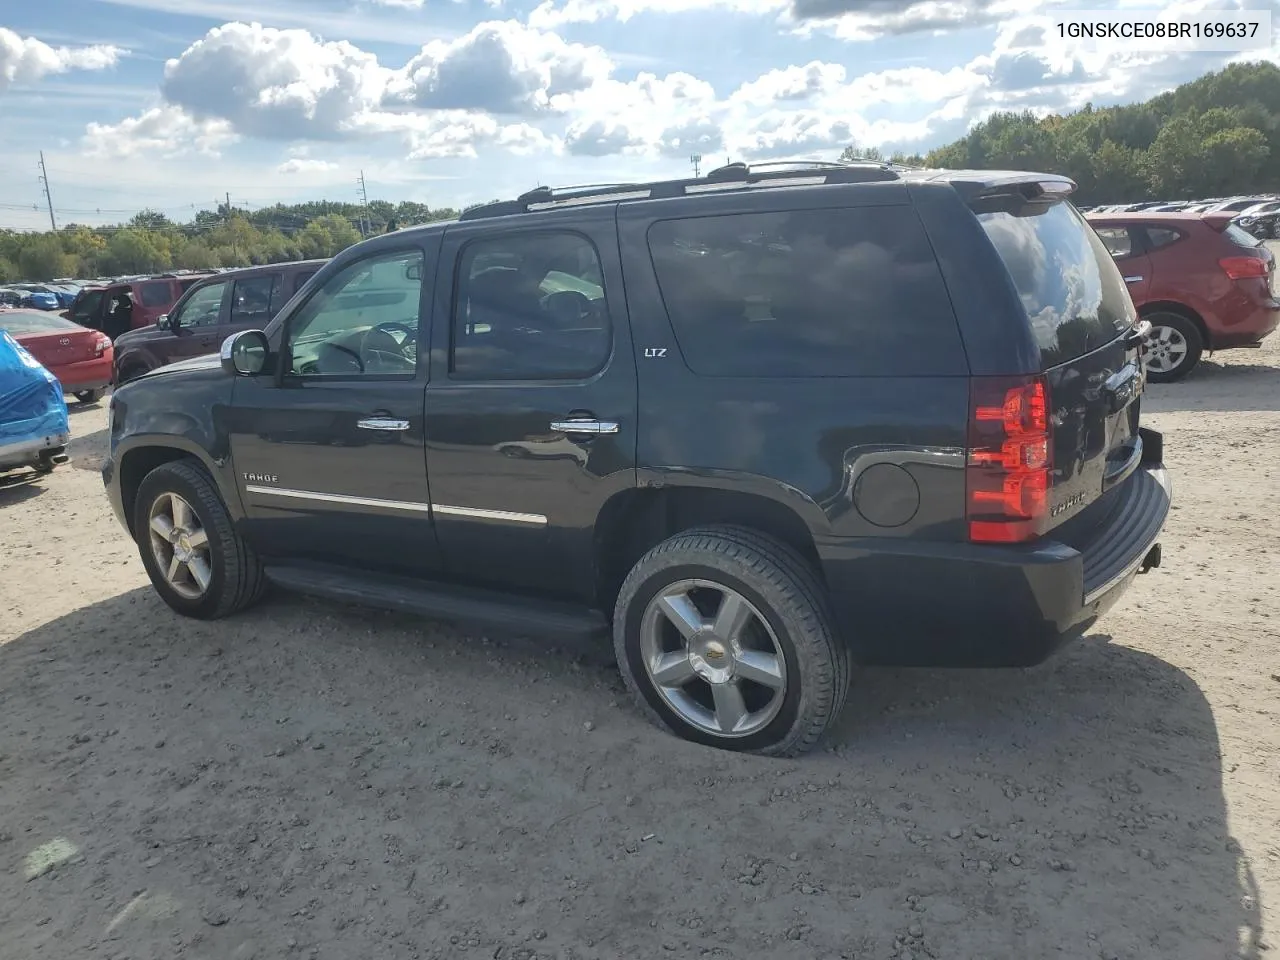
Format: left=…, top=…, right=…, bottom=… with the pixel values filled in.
left=168, top=279, right=230, bottom=362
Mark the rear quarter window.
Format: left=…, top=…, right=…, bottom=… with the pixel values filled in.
left=646, top=206, right=966, bottom=378
left=978, top=203, right=1134, bottom=370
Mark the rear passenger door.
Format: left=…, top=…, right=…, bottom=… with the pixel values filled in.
left=1092, top=224, right=1152, bottom=306
left=423, top=207, right=637, bottom=599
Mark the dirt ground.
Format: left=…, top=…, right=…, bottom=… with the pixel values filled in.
left=2, top=340, right=1278, bottom=960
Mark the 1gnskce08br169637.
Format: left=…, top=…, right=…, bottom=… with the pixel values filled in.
left=101, top=161, right=1172, bottom=756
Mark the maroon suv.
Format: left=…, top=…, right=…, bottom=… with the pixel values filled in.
left=112, top=260, right=325, bottom=383
left=1086, top=211, right=1280, bottom=381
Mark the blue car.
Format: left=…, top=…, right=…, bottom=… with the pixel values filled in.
left=0, top=328, right=70, bottom=475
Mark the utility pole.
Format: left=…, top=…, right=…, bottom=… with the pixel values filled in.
left=225, top=192, right=238, bottom=264
left=690, top=154, right=701, bottom=178
left=38, top=151, right=56, bottom=231
left=357, top=170, right=372, bottom=237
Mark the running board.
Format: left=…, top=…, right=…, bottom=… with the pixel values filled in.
left=263, top=562, right=609, bottom=641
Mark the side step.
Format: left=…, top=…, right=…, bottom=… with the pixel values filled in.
left=263, top=562, right=609, bottom=641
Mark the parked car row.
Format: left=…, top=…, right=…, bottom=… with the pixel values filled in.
left=1080, top=195, right=1280, bottom=239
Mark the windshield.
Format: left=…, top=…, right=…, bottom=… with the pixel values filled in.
left=978, top=201, right=1136, bottom=370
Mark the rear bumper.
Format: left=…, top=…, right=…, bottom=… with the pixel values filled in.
left=0, top=432, right=70, bottom=471
left=818, top=430, right=1172, bottom=668
left=1209, top=299, right=1280, bottom=349
left=53, top=355, right=114, bottom=390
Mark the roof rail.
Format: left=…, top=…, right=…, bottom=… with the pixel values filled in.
left=458, top=161, right=900, bottom=221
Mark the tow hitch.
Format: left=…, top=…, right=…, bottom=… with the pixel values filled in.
left=1139, top=543, right=1162, bottom=574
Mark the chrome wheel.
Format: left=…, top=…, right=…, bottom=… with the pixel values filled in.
left=639, top=579, right=787, bottom=738
left=1145, top=324, right=1189, bottom=374
left=147, top=492, right=212, bottom=600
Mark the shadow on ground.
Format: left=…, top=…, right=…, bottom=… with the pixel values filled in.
left=0, top=470, right=48, bottom=505
left=1145, top=356, right=1280, bottom=413
left=0, top=589, right=1263, bottom=960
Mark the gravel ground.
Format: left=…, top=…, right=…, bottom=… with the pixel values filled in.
left=2, top=337, right=1278, bottom=960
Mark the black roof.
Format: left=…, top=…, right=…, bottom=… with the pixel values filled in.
left=452, top=160, right=1076, bottom=223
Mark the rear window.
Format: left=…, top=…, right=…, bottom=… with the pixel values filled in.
left=0, top=311, right=82, bottom=335
left=646, top=206, right=966, bottom=378
left=1224, top=222, right=1262, bottom=248
left=978, top=202, right=1134, bottom=370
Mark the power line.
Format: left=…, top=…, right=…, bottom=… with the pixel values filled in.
left=38, top=152, right=56, bottom=232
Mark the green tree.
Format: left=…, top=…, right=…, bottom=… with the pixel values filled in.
left=18, top=234, right=76, bottom=281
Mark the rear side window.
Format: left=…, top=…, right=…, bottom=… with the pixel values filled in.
left=1224, top=222, right=1262, bottom=248
left=647, top=206, right=965, bottom=377
left=139, top=281, right=172, bottom=308
left=978, top=202, right=1134, bottom=370
left=293, top=271, right=317, bottom=294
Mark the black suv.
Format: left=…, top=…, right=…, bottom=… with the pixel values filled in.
left=102, top=162, right=1171, bottom=756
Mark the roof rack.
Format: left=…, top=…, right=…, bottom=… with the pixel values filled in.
left=458, top=160, right=900, bottom=221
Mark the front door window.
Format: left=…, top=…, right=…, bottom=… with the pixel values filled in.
left=283, top=249, right=424, bottom=378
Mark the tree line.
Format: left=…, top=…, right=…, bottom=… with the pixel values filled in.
left=851, top=61, right=1278, bottom=205
left=0, top=200, right=458, bottom=284
left=5, top=60, right=1280, bottom=283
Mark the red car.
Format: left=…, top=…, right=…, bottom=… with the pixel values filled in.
left=1087, top=211, right=1280, bottom=381
left=0, top=308, right=114, bottom=403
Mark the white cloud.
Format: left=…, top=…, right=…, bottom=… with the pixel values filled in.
left=160, top=22, right=391, bottom=140
left=0, top=27, right=122, bottom=92
left=384, top=20, right=613, bottom=115
left=82, top=106, right=237, bottom=159
left=277, top=156, right=340, bottom=173
left=529, top=0, right=782, bottom=27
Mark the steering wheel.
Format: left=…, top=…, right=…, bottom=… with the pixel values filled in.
left=541, top=290, right=593, bottom=328
left=370, top=320, right=417, bottom=347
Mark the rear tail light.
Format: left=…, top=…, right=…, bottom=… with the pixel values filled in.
left=966, top=375, right=1052, bottom=544
left=94, top=333, right=112, bottom=356
left=1220, top=256, right=1269, bottom=280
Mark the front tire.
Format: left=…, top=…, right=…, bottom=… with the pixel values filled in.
left=1143, top=311, right=1203, bottom=383
left=613, top=526, right=850, bottom=756
left=133, top=459, right=266, bottom=619
left=75, top=389, right=105, bottom=404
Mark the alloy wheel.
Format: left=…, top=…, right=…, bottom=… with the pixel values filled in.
left=639, top=578, right=787, bottom=737
left=1144, top=323, right=1189, bottom=374
left=147, top=492, right=213, bottom=600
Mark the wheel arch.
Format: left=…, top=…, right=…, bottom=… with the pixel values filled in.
left=593, top=485, right=824, bottom=612
left=117, top=440, right=224, bottom=538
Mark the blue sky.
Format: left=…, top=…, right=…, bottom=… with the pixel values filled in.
left=1, top=0, right=1276, bottom=229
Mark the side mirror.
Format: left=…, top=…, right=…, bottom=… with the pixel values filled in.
left=221, top=329, right=269, bottom=377
left=156, top=314, right=170, bottom=329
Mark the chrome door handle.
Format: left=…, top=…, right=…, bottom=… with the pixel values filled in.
left=1123, top=276, right=1143, bottom=283
left=357, top=417, right=410, bottom=432
left=550, top=419, right=619, bottom=435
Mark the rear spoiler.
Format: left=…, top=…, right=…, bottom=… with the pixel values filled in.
left=1201, top=213, right=1235, bottom=232
left=953, top=175, right=1077, bottom=217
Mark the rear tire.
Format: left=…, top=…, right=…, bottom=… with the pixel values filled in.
left=133, top=459, right=267, bottom=620
left=75, top=389, right=105, bottom=404
left=613, top=525, right=850, bottom=757
left=1142, top=311, right=1203, bottom=383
